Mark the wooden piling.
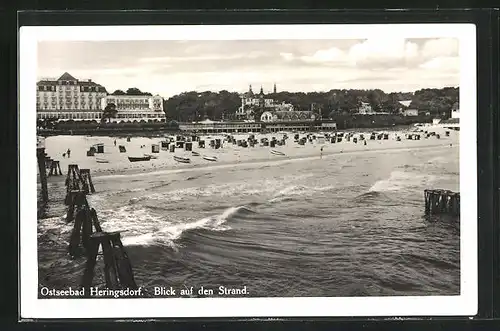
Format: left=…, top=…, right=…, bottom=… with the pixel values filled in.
left=81, top=231, right=138, bottom=295
left=66, top=164, right=80, bottom=188
left=80, top=169, right=96, bottom=194
left=65, top=165, right=96, bottom=202
left=66, top=190, right=90, bottom=223
left=424, top=189, right=460, bottom=217
left=68, top=207, right=103, bottom=258
left=37, top=148, right=48, bottom=202
left=48, top=160, right=63, bottom=176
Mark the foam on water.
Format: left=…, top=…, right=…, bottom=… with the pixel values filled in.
left=96, top=205, right=245, bottom=247
left=38, top=215, right=72, bottom=234
left=138, top=173, right=316, bottom=202
left=369, top=170, right=437, bottom=192
left=269, top=184, right=336, bottom=203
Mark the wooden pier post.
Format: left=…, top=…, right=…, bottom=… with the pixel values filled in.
left=65, top=164, right=81, bottom=204
left=48, top=160, right=63, bottom=176
left=68, top=207, right=103, bottom=258
left=65, top=164, right=96, bottom=202
left=82, top=231, right=138, bottom=295
left=66, top=190, right=90, bottom=223
left=424, top=189, right=460, bottom=217
left=36, top=148, right=48, bottom=202
left=80, top=169, right=96, bottom=194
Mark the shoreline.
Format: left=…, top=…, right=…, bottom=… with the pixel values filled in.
left=38, top=126, right=458, bottom=185
left=44, top=142, right=458, bottom=183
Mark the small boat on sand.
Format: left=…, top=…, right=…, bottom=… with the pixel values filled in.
left=174, top=155, right=191, bottom=164
left=128, top=156, right=151, bottom=162
left=192, top=151, right=200, bottom=156
left=270, top=149, right=286, bottom=156
left=203, top=156, right=218, bottom=162
left=96, top=158, right=109, bottom=163
left=143, top=153, right=158, bottom=159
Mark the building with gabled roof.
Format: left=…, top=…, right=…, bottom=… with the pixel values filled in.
left=36, top=72, right=108, bottom=120
left=236, top=84, right=297, bottom=120
left=398, top=100, right=412, bottom=108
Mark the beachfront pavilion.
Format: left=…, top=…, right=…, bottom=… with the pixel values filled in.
left=178, top=121, right=338, bottom=134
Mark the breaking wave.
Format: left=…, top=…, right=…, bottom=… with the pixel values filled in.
left=97, top=205, right=252, bottom=248
left=368, top=170, right=437, bottom=193
left=269, top=184, right=335, bottom=203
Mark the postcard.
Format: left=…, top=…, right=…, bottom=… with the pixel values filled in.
left=19, top=23, right=477, bottom=319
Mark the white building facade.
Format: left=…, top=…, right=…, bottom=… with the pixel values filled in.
left=236, top=84, right=295, bottom=120
left=100, top=94, right=165, bottom=122
left=260, top=110, right=315, bottom=122
left=403, top=109, right=419, bottom=116
left=357, top=102, right=374, bottom=115
left=36, top=72, right=107, bottom=120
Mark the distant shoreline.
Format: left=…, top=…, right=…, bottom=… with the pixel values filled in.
left=37, top=126, right=458, bottom=189
left=42, top=142, right=458, bottom=184
left=97, top=143, right=458, bottom=179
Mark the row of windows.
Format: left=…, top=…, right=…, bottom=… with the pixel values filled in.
left=39, top=100, right=96, bottom=104
left=107, top=99, right=150, bottom=103
left=38, top=103, right=96, bottom=107
left=39, top=95, right=99, bottom=99
left=114, top=106, right=151, bottom=110
left=37, top=112, right=167, bottom=120
left=38, top=97, right=99, bottom=102
left=38, top=105, right=97, bottom=109
left=38, top=85, right=104, bottom=92
left=37, top=106, right=99, bottom=110
left=38, top=92, right=104, bottom=98
left=37, top=112, right=102, bottom=119
left=115, top=113, right=165, bottom=118
left=113, top=103, right=150, bottom=106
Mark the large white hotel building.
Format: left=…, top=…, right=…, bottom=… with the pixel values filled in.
left=100, top=95, right=165, bottom=122
left=36, top=72, right=165, bottom=122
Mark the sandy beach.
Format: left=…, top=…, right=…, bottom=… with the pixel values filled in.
left=41, top=126, right=459, bottom=180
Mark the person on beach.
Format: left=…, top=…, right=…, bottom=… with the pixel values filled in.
left=320, top=146, right=324, bottom=159
left=114, top=140, right=117, bottom=146
left=62, top=153, right=66, bottom=158
left=67, top=148, right=71, bottom=158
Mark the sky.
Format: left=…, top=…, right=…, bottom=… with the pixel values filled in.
left=37, top=37, right=459, bottom=98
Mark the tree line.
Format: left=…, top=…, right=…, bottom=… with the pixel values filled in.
left=111, top=87, right=153, bottom=96
left=162, top=87, right=459, bottom=122
left=37, top=86, right=460, bottom=127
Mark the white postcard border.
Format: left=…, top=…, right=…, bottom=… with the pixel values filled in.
left=20, top=24, right=477, bottom=319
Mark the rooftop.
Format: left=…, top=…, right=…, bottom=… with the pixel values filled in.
left=58, top=72, right=77, bottom=81
left=398, top=100, right=412, bottom=107
left=37, top=72, right=108, bottom=93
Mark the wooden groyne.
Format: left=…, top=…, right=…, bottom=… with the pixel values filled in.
left=61, top=163, right=137, bottom=294
left=48, top=160, right=63, bottom=176
left=65, top=164, right=95, bottom=204
left=68, top=203, right=102, bottom=257
left=37, top=147, right=48, bottom=202
left=82, top=231, right=138, bottom=294
left=424, top=189, right=460, bottom=217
